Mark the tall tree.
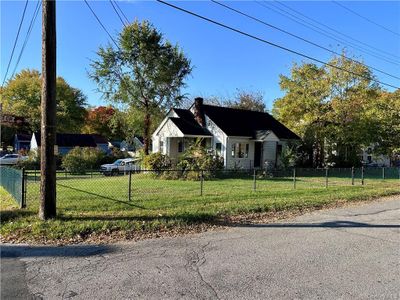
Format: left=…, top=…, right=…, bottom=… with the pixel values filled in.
left=273, top=54, right=380, bottom=167
left=89, top=20, right=192, bottom=154
left=0, top=69, right=87, bottom=133
left=226, top=90, right=266, bottom=112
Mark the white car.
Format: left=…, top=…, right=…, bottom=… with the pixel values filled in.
left=100, top=158, right=139, bottom=176
left=0, top=154, right=28, bottom=165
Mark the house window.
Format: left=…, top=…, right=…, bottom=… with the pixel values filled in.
left=160, top=140, right=164, bottom=153
left=215, top=143, right=222, bottom=156
left=231, top=143, right=249, bottom=158
left=277, top=144, right=283, bottom=156
left=367, top=155, right=372, bottom=163
left=178, top=140, right=183, bottom=153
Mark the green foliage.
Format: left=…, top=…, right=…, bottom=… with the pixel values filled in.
left=1, top=69, right=87, bottom=133
left=278, top=147, right=297, bottom=169
left=272, top=53, right=388, bottom=167
left=89, top=20, right=192, bottom=154
left=62, top=147, right=105, bottom=174
left=142, top=152, right=171, bottom=172
left=177, top=140, right=224, bottom=178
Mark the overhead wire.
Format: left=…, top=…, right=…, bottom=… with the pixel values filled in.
left=10, top=0, right=42, bottom=81
left=271, top=1, right=400, bottom=62
left=332, top=1, right=400, bottom=37
left=155, top=0, right=399, bottom=89
left=2, top=0, right=29, bottom=87
left=212, top=0, right=400, bottom=80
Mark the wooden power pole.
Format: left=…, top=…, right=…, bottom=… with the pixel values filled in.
left=39, top=0, right=56, bottom=220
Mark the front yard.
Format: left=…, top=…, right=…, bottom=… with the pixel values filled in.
left=1, top=174, right=399, bottom=243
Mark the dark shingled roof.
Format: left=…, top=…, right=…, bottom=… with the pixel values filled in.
left=170, top=109, right=212, bottom=136
left=201, top=105, right=300, bottom=140
left=34, top=132, right=106, bottom=147
left=15, top=134, right=31, bottom=141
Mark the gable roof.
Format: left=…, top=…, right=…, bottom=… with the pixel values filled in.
left=201, top=105, right=300, bottom=140
left=33, top=132, right=106, bottom=147
left=169, top=109, right=212, bottom=136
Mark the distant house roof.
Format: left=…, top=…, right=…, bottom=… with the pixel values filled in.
left=170, top=109, right=212, bottom=136
left=201, top=105, right=300, bottom=140
left=33, top=132, right=106, bottom=147
left=15, top=134, right=31, bottom=141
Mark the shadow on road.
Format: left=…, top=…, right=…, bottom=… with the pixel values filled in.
left=234, top=220, right=400, bottom=228
left=0, top=244, right=116, bottom=258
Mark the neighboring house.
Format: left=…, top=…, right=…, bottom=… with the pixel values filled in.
left=13, top=133, right=32, bottom=152
left=361, top=146, right=391, bottom=167
left=31, top=132, right=108, bottom=155
left=152, top=98, right=300, bottom=169
left=109, top=136, right=144, bottom=154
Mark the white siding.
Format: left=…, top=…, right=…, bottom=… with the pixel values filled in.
left=225, top=138, right=254, bottom=169
left=205, top=116, right=228, bottom=166
left=263, top=141, right=276, bottom=164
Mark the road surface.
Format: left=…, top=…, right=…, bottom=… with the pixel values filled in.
left=1, top=197, right=399, bottom=299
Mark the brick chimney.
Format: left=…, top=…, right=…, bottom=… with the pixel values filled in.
left=193, top=97, right=205, bottom=127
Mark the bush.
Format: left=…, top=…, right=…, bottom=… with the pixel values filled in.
left=62, top=147, right=105, bottom=174
left=142, top=152, right=171, bottom=172
left=177, top=142, right=224, bottom=179
left=16, top=150, right=40, bottom=169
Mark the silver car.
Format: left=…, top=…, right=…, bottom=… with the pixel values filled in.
left=0, top=154, right=28, bottom=165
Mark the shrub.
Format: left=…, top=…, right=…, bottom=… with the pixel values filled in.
left=16, top=150, right=40, bottom=170
left=62, top=147, right=105, bottom=174
left=177, top=142, right=224, bottom=179
left=278, top=146, right=297, bottom=169
left=142, top=152, right=171, bottom=172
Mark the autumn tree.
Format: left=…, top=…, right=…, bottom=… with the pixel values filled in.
left=273, top=54, right=380, bottom=167
left=82, top=106, right=120, bottom=139
left=1, top=69, right=87, bottom=133
left=89, top=20, right=192, bottom=154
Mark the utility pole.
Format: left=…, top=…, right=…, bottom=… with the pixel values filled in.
left=39, top=0, right=56, bottom=220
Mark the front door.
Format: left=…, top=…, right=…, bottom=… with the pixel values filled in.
left=254, top=142, right=262, bottom=168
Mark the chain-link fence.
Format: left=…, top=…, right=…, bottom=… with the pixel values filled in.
left=17, top=167, right=400, bottom=206
left=0, top=166, right=26, bottom=208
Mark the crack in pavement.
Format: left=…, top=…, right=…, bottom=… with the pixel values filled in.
left=185, top=241, right=220, bottom=299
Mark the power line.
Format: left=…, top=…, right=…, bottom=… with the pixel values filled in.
left=259, top=1, right=400, bottom=66
left=10, top=0, right=42, bottom=81
left=112, top=0, right=129, bottom=25
left=2, top=0, right=29, bottom=87
left=272, top=1, right=400, bottom=62
left=332, top=1, right=400, bottom=37
left=109, top=0, right=126, bottom=27
left=83, top=0, right=119, bottom=48
left=155, top=0, right=399, bottom=90
left=212, top=0, right=400, bottom=80
left=255, top=2, right=400, bottom=67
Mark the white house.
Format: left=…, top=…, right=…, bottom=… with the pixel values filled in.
left=152, top=98, right=300, bottom=169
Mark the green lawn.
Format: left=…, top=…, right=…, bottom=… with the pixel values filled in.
left=1, top=172, right=399, bottom=243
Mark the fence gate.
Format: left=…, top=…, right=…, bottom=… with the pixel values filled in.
left=0, top=166, right=26, bottom=208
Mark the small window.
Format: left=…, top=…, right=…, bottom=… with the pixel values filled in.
left=277, top=144, right=283, bottom=156
left=160, top=140, right=164, bottom=153
left=367, top=155, right=372, bottom=163
left=216, top=143, right=222, bottom=156
left=232, top=143, right=249, bottom=158
left=178, top=141, right=183, bottom=153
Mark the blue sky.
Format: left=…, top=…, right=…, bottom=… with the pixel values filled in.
left=1, top=1, right=400, bottom=110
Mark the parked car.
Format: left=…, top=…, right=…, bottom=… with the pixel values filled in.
left=0, top=154, right=28, bottom=165
left=100, top=158, right=139, bottom=176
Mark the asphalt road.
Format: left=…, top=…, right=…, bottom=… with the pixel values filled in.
left=1, top=197, right=399, bottom=300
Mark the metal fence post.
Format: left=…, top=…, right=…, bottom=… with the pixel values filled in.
left=21, top=168, right=26, bottom=208
left=325, top=168, right=328, bottom=188
left=128, top=170, right=132, bottom=201
left=253, top=168, right=256, bottom=191
left=361, top=166, right=364, bottom=185
left=200, top=170, right=204, bottom=196
left=293, top=168, right=296, bottom=189
left=382, top=167, right=385, bottom=180
left=351, top=167, right=355, bottom=186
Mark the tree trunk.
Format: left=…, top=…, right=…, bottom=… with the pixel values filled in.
left=143, top=108, right=151, bottom=155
